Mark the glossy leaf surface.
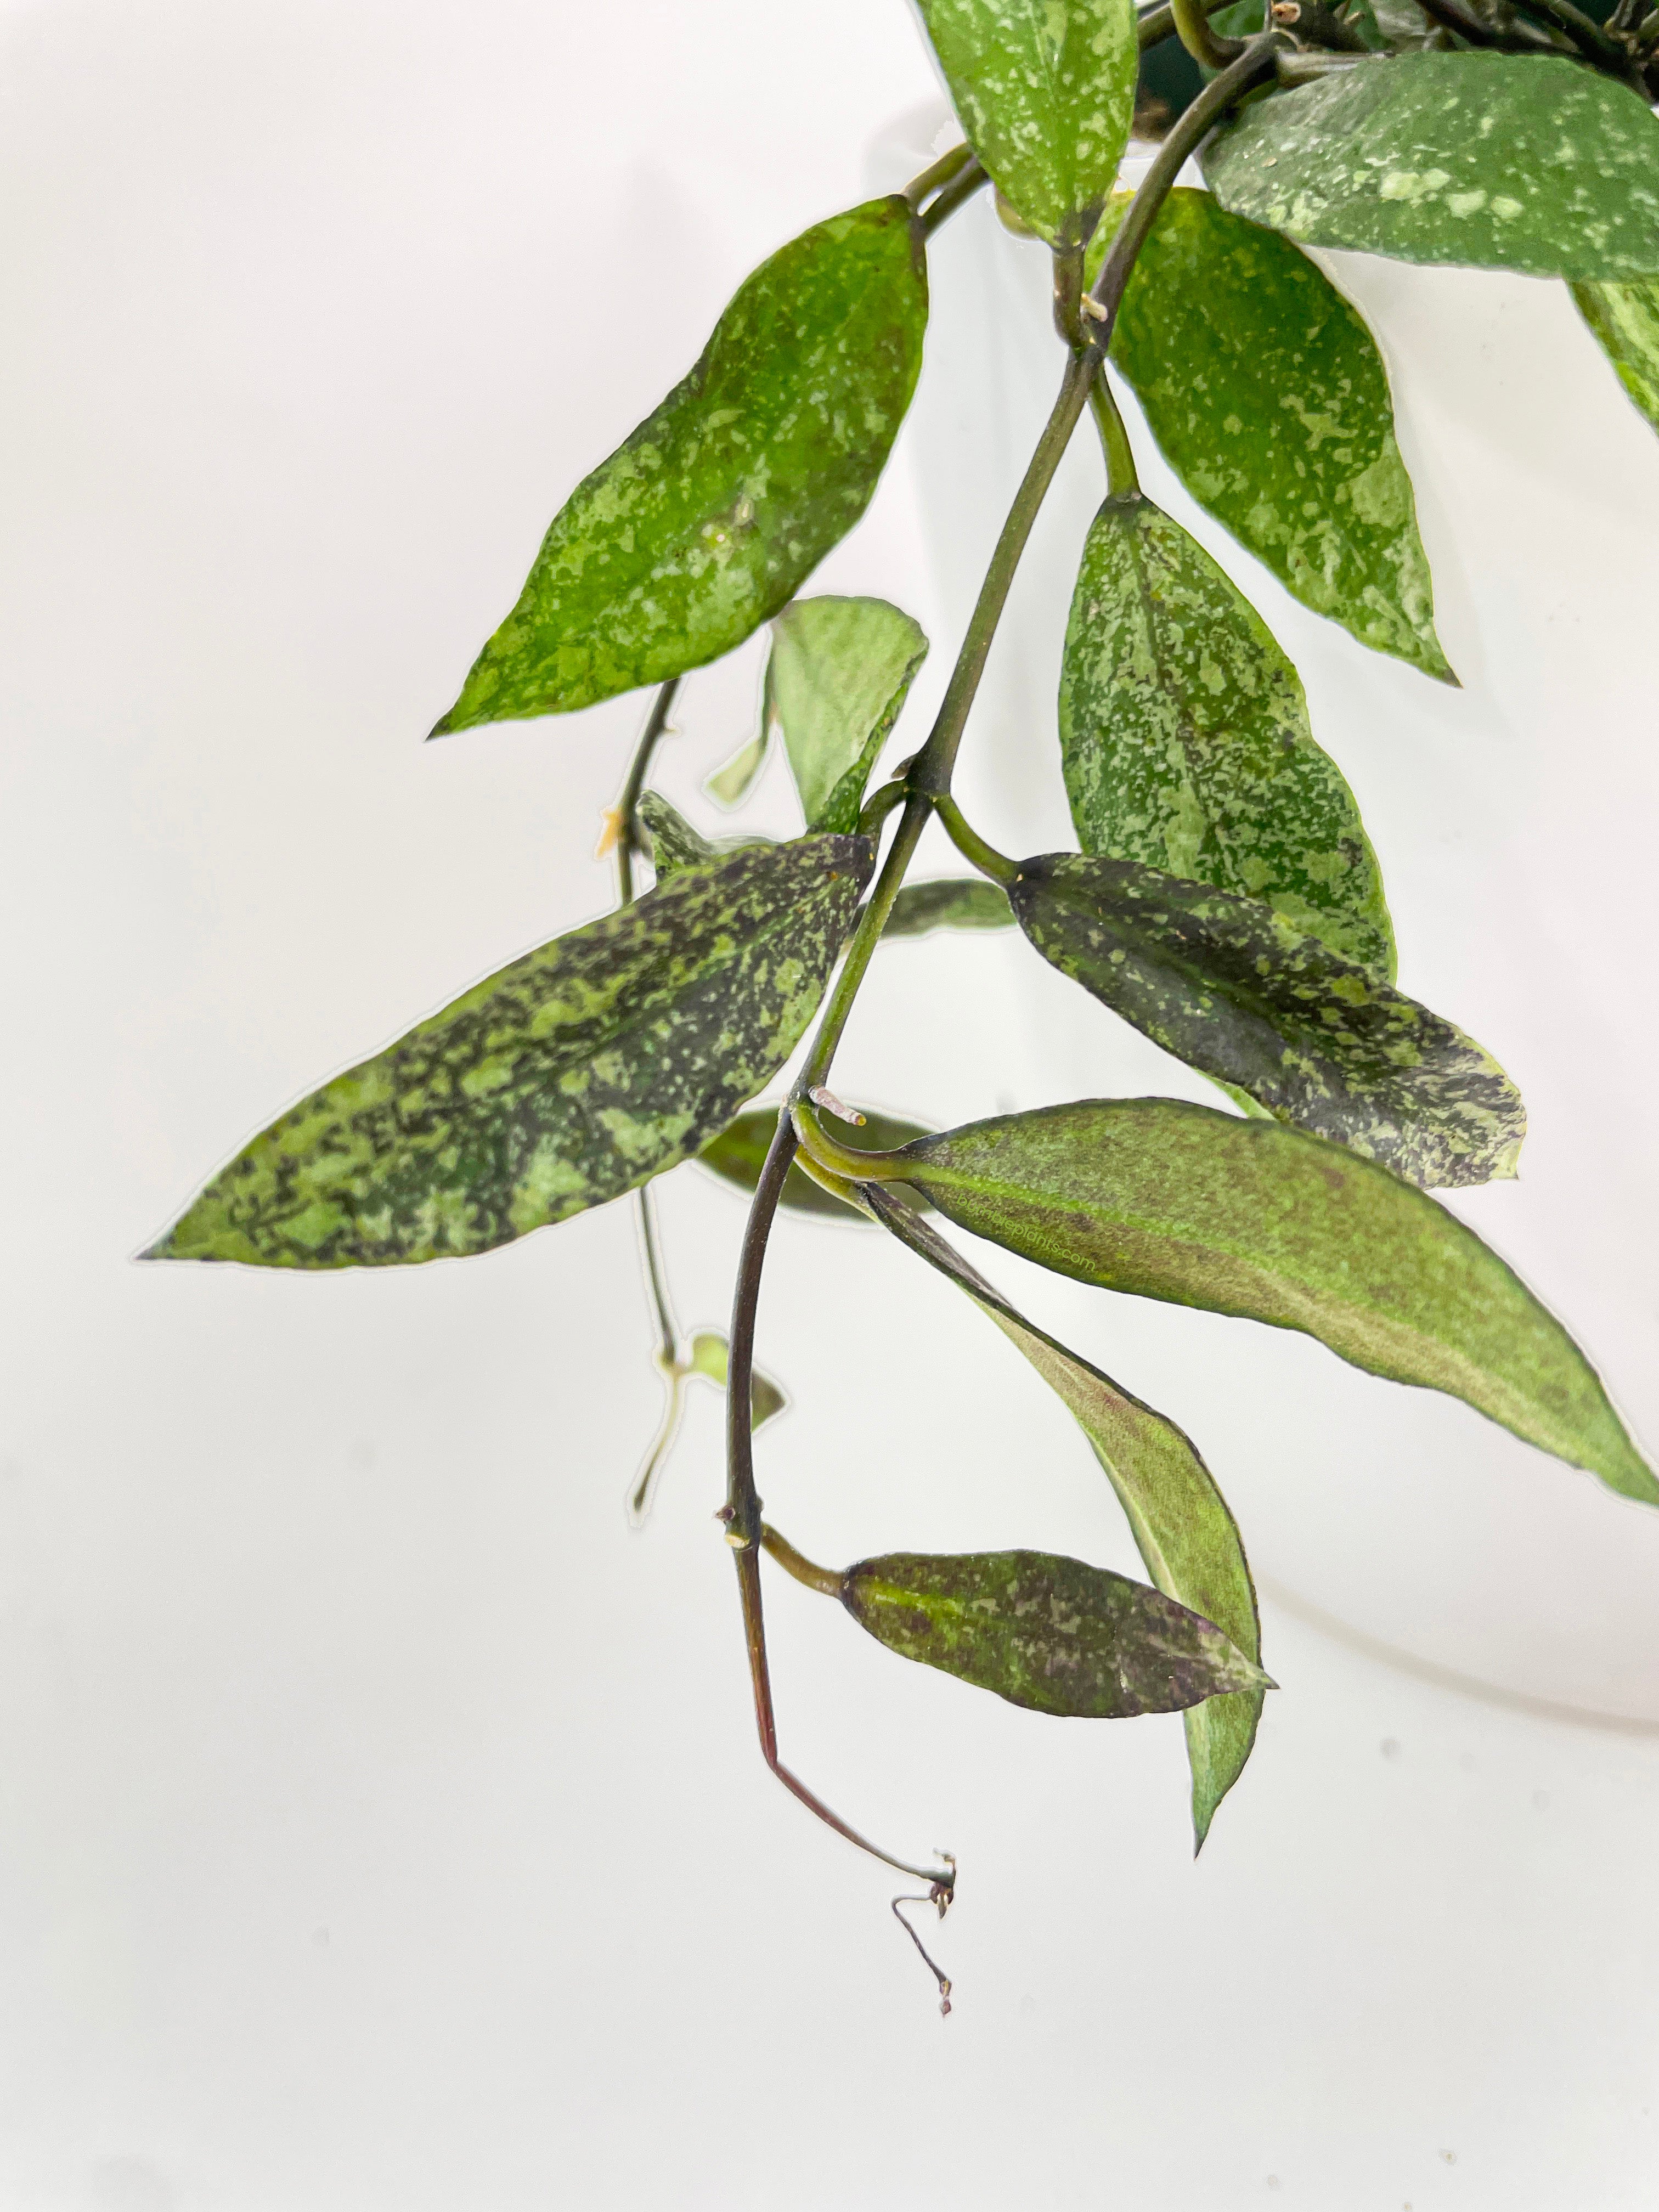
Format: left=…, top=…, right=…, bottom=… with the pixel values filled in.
left=432, top=200, right=927, bottom=731
left=698, top=1106, right=933, bottom=1221
left=1059, top=492, right=1395, bottom=975
left=912, top=0, right=1139, bottom=249
left=867, top=1186, right=1262, bottom=1844
left=766, top=596, right=929, bottom=832
left=842, top=1547, right=1269, bottom=1717
left=1084, top=191, right=1449, bottom=680
left=1573, top=277, right=1659, bottom=438
left=885, top=1099, right=1657, bottom=1502
left=1204, top=55, right=1659, bottom=281
left=881, top=877, right=1014, bottom=938
left=636, top=791, right=767, bottom=879
left=150, top=837, right=873, bottom=1268
left=1012, top=854, right=1523, bottom=1188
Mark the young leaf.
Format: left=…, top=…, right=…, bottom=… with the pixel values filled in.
left=148, top=837, right=873, bottom=1268
left=635, top=791, right=768, bottom=879
left=698, top=1106, right=934, bottom=1221
left=1011, top=853, right=1523, bottom=1188
left=1572, top=278, right=1659, bottom=439
left=866, top=1184, right=1262, bottom=1847
left=765, top=597, right=929, bottom=833
left=1059, top=492, right=1396, bottom=977
left=881, top=877, right=1014, bottom=939
left=912, top=0, right=1139, bottom=250
left=1204, top=55, right=1659, bottom=281
left=686, top=1331, right=788, bottom=1429
left=1083, top=191, right=1451, bottom=681
left=882, top=1099, right=1658, bottom=1503
left=431, top=200, right=928, bottom=732
left=841, top=1546, right=1270, bottom=1717
left=704, top=729, right=770, bottom=811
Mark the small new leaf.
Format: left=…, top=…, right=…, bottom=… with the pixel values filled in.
left=698, top=1105, right=935, bottom=1221
left=687, top=1331, right=788, bottom=1429
left=1204, top=55, right=1659, bottom=281
left=432, top=200, right=927, bottom=730
left=1012, top=853, right=1523, bottom=1188
left=765, top=597, right=929, bottom=833
left=149, top=837, right=873, bottom=1267
left=1572, top=276, right=1659, bottom=440
left=884, top=1100, right=1657, bottom=1503
left=881, top=877, right=1014, bottom=938
left=1060, top=492, right=1395, bottom=975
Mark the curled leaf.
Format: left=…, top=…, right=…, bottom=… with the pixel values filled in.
left=765, top=596, right=929, bottom=832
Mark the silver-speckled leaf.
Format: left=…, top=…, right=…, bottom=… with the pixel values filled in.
left=912, top=0, right=1139, bottom=250
left=881, top=877, right=1014, bottom=938
left=698, top=1105, right=934, bottom=1221
left=1204, top=55, right=1659, bottom=280
left=766, top=597, right=929, bottom=832
left=149, top=837, right=874, bottom=1268
left=1573, top=276, right=1659, bottom=439
left=1012, top=853, right=1523, bottom=1188
left=431, top=200, right=928, bottom=731
left=884, top=1099, right=1658, bottom=1503
left=842, top=1544, right=1271, bottom=1717
left=1083, top=190, right=1450, bottom=681
left=636, top=791, right=769, bottom=880
left=1059, top=493, right=1395, bottom=977
left=866, top=1184, right=1262, bottom=1846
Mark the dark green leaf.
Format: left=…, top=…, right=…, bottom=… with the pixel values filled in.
left=1012, top=853, right=1523, bottom=1188
left=1059, top=492, right=1396, bottom=975
left=841, top=1545, right=1271, bottom=1717
left=1084, top=191, right=1451, bottom=680
left=912, top=0, right=1140, bottom=250
left=697, top=1105, right=934, bottom=1221
left=765, top=597, right=929, bottom=833
left=881, top=877, right=1014, bottom=939
left=635, top=791, right=768, bottom=880
left=148, top=837, right=874, bottom=1268
left=866, top=1184, right=1262, bottom=1845
left=1204, top=55, right=1659, bottom=281
left=1572, top=276, right=1659, bottom=439
left=431, top=200, right=928, bottom=731
left=687, top=1331, right=788, bottom=1429
left=883, top=1099, right=1658, bottom=1503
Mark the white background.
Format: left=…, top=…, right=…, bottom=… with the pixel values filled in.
left=2, top=3, right=1659, bottom=2206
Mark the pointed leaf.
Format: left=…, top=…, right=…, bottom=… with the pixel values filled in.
left=431, top=200, right=928, bottom=731
left=1083, top=190, right=1450, bottom=680
left=687, top=1331, right=788, bottom=1429
left=1204, top=55, right=1659, bottom=281
left=1059, top=492, right=1395, bottom=975
left=149, top=837, right=874, bottom=1268
left=697, top=1105, right=934, bottom=1221
left=1572, top=276, right=1659, bottom=440
left=1012, top=853, right=1523, bottom=1188
left=881, top=877, right=1014, bottom=938
left=883, top=1099, right=1657, bottom=1503
left=866, top=1184, right=1262, bottom=1845
left=912, top=0, right=1140, bottom=250
left=635, top=791, right=768, bottom=879
left=765, top=597, right=929, bottom=833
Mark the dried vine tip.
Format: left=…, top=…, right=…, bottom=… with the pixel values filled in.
left=806, top=1086, right=866, bottom=1125
left=892, top=1892, right=955, bottom=2016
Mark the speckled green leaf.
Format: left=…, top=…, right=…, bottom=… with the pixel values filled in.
left=912, top=0, right=1139, bottom=250
left=1203, top=55, right=1659, bottom=280
left=884, top=1099, right=1658, bottom=1503
left=866, top=1184, right=1262, bottom=1846
left=766, top=596, right=929, bottom=832
left=1573, top=275, right=1659, bottom=438
left=636, top=791, right=769, bottom=880
left=431, top=200, right=928, bottom=732
left=881, top=877, right=1014, bottom=938
left=1012, top=854, right=1522, bottom=1187
left=1083, top=190, right=1450, bottom=680
left=686, top=1331, right=788, bottom=1429
left=148, top=837, right=874, bottom=1268
left=1059, top=492, right=1395, bottom=975
left=698, top=1105, right=934, bottom=1221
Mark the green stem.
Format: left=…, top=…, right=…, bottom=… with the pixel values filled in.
left=760, top=1524, right=846, bottom=1600
left=1052, top=242, right=1085, bottom=348
left=635, top=1181, right=678, bottom=1365
left=1088, top=371, right=1141, bottom=499
left=793, top=1100, right=909, bottom=1183
left=919, top=156, right=990, bottom=237
left=1172, top=0, right=1245, bottom=67
left=932, top=795, right=1019, bottom=887
left=612, top=676, right=681, bottom=903
left=904, top=141, right=975, bottom=210
left=1136, top=0, right=1256, bottom=46
left=856, top=777, right=910, bottom=839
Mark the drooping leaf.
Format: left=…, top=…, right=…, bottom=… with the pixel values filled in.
left=148, top=837, right=874, bottom=1268
left=881, top=1099, right=1657, bottom=1503
left=912, top=0, right=1140, bottom=250
left=866, top=1184, right=1262, bottom=1846
left=1012, top=853, right=1523, bottom=1188
left=1572, top=276, right=1659, bottom=439
left=765, top=596, right=929, bottom=833
left=704, top=729, right=771, bottom=811
left=1204, top=55, right=1659, bottom=281
left=840, top=1543, right=1270, bottom=1716
left=1059, top=492, right=1396, bottom=975
left=881, top=877, right=1014, bottom=938
left=1082, top=190, right=1450, bottom=680
left=635, top=791, right=769, bottom=880
left=686, top=1330, right=788, bottom=1428
left=697, top=1105, right=934, bottom=1221
left=431, top=201, right=928, bottom=732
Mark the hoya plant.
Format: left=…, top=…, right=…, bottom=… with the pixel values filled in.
left=148, top=0, right=1659, bottom=2010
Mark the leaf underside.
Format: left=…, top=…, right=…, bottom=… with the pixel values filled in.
left=766, top=596, right=929, bottom=832
left=150, top=836, right=873, bottom=1267
left=1572, top=275, right=1659, bottom=439
left=697, top=1105, right=935, bottom=1222
left=881, top=877, right=1015, bottom=938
